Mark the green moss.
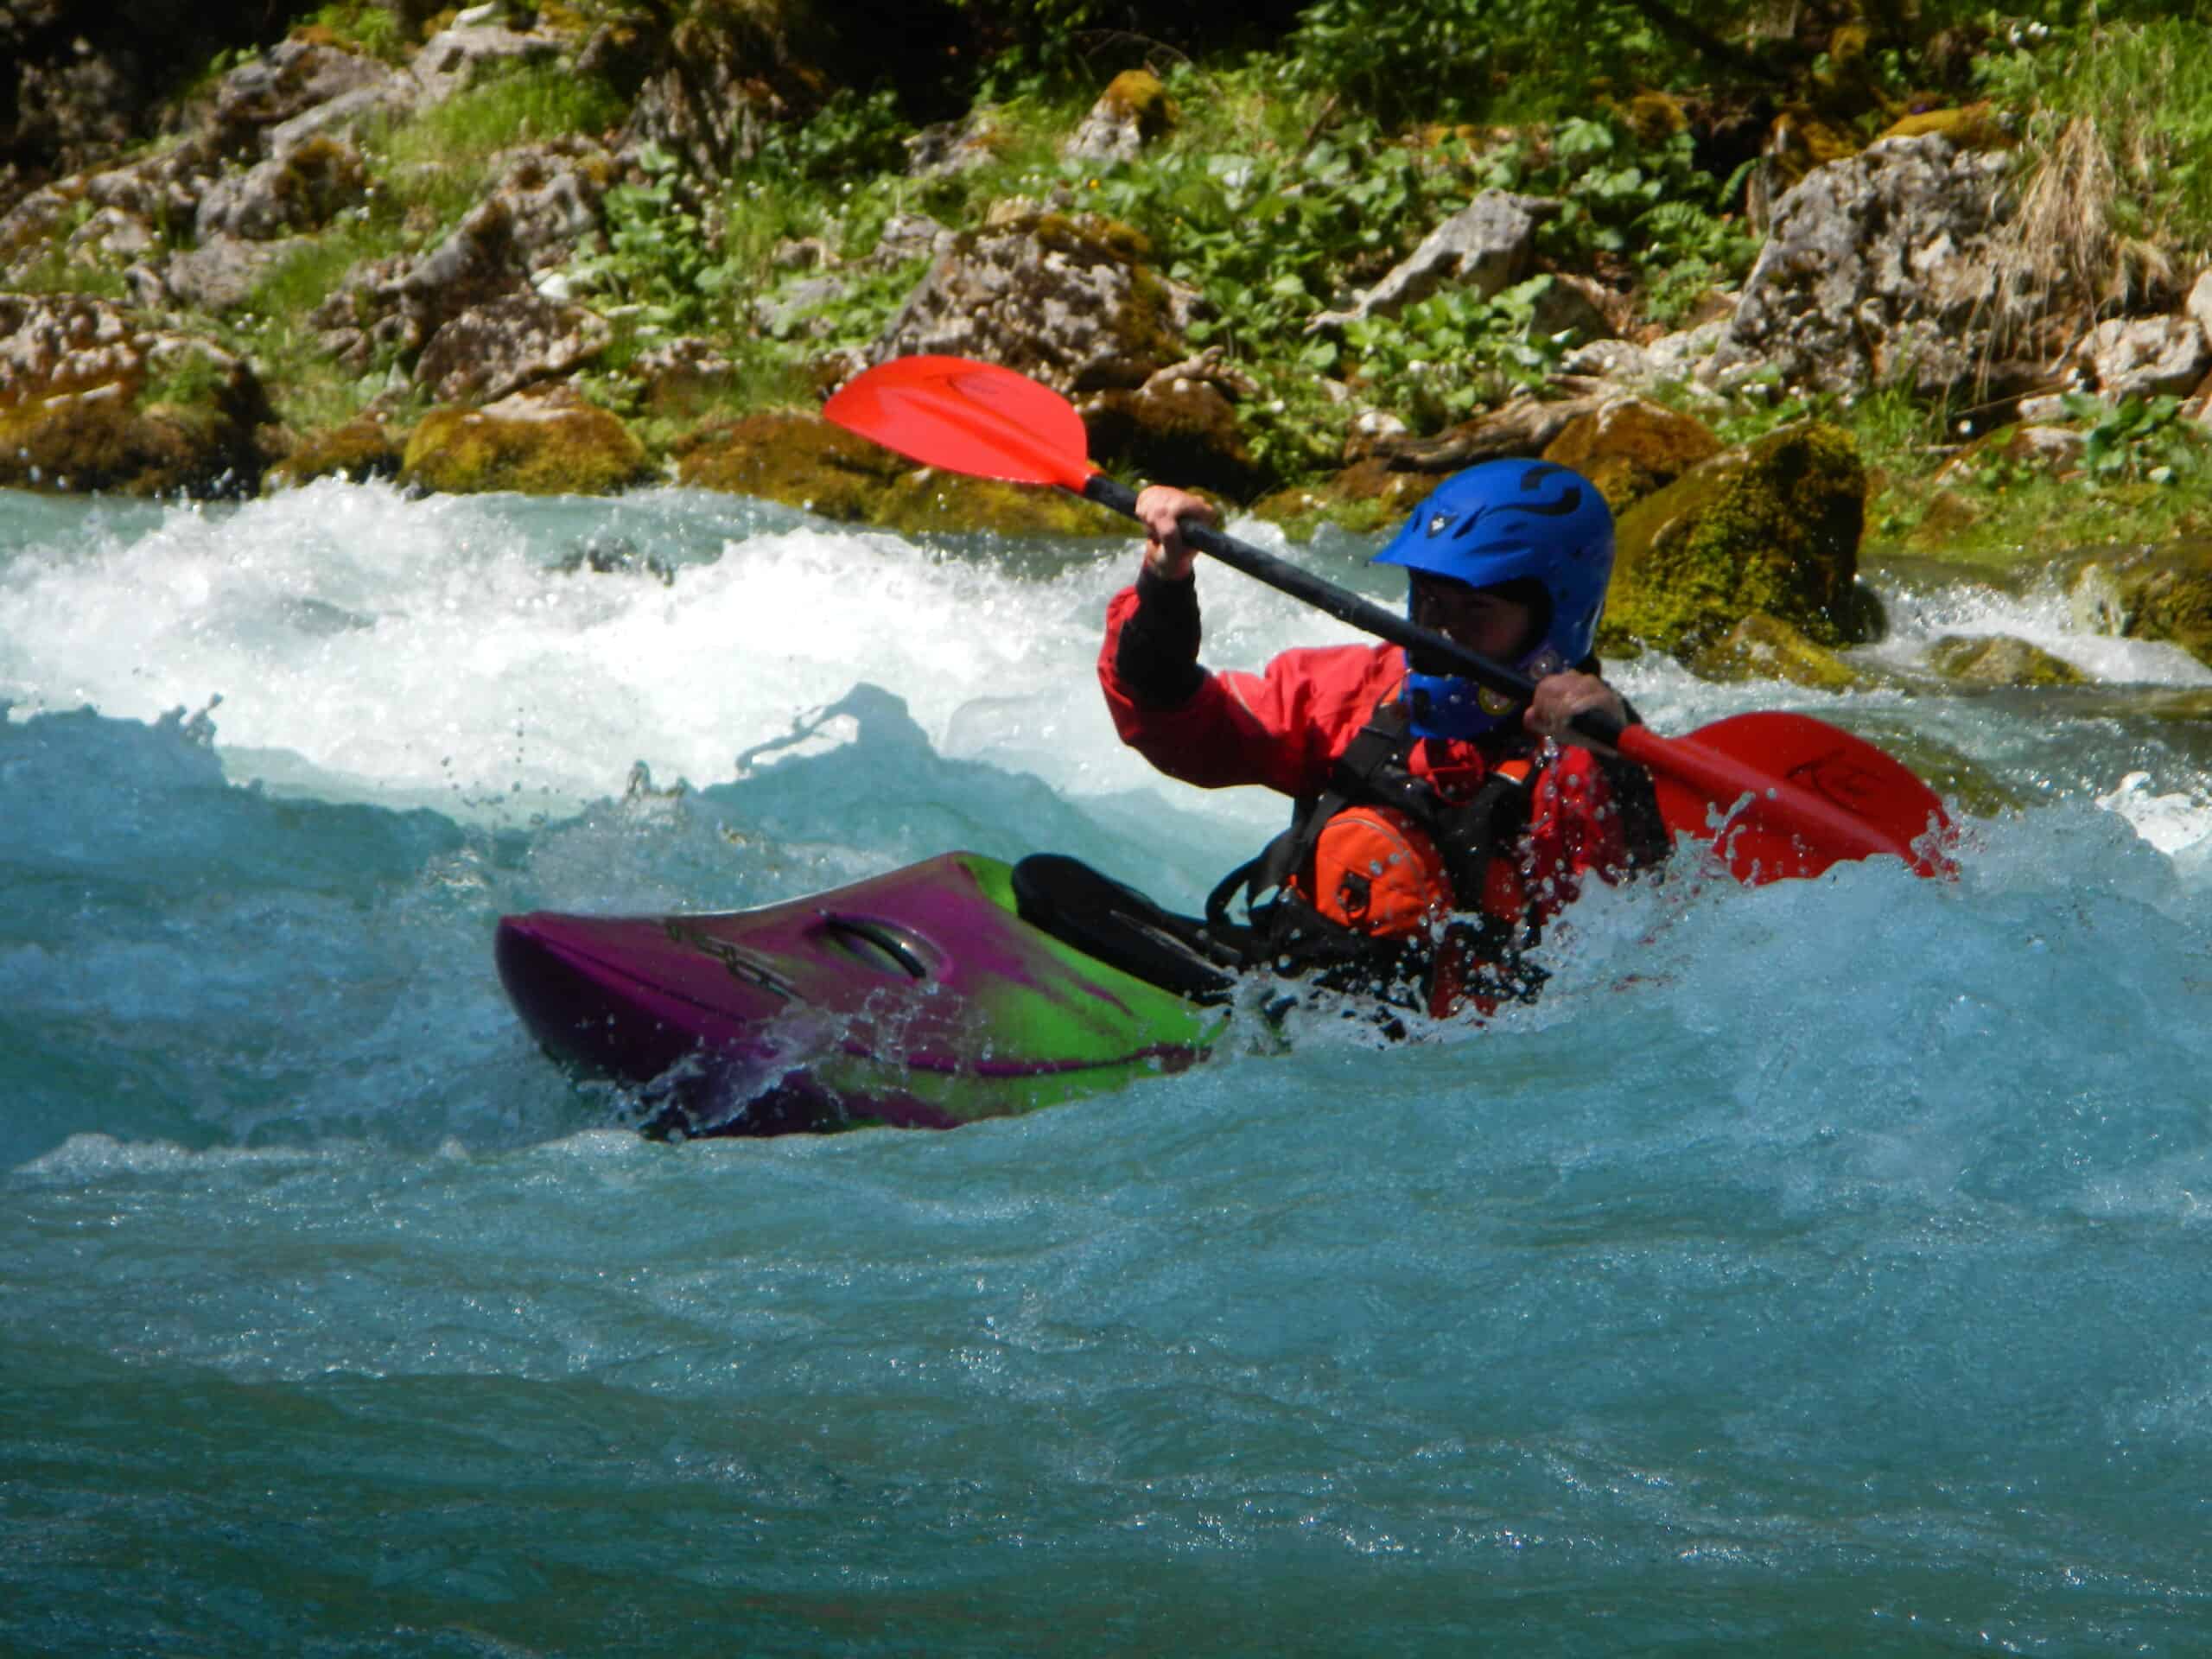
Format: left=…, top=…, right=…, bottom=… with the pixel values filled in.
left=1924, top=633, right=2088, bottom=688
left=267, top=416, right=404, bottom=487
left=1603, top=421, right=1875, bottom=658
left=399, top=397, right=653, bottom=494
left=675, top=409, right=909, bottom=519
left=1098, top=70, right=1179, bottom=138
left=1083, top=380, right=1268, bottom=500
left=1251, top=467, right=1428, bottom=541
left=873, top=471, right=1126, bottom=537
left=674, top=409, right=1125, bottom=535
left=1541, top=397, right=1721, bottom=516
left=1688, top=613, right=1872, bottom=692
left=2067, top=543, right=2212, bottom=670
left=0, top=389, right=259, bottom=499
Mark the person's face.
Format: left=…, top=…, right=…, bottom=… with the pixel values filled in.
left=1409, top=575, right=1539, bottom=666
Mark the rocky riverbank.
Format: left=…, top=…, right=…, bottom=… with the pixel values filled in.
left=5, top=3, right=2212, bottom=689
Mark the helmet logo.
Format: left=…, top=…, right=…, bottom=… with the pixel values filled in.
left=1426, top=512, right=1452, bottom=537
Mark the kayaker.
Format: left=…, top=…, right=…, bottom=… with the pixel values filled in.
left=1098, top=461, right=1668, bottom=1017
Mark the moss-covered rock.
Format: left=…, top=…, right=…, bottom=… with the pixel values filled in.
left=1251, top=465, right=1430, bottom=541
left=1874, top=101, right=2011, bottom=151
left=1602, top=420, right=1877, bottom=658
left=0, top=295, right=271, bottom=498
left=399, top=387, right=652, bottom=495
left=1688, top=612, right=1872, bottom=691
left=265, top=416, right=404, bottom=488
left=675, top=409, right=1126, bottom=536
left=1925, top=632, right=2088, bottom=687
left=2066, top=542, right=2212, bottom=670
left=1541, top=395, right=1721, bottom=515
left=872, top=469, right=1127, bottom=537
left=1082, top=377, right=1268, bottom=500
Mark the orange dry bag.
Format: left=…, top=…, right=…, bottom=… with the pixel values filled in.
left=1294, top=804, right=1453, bottom=939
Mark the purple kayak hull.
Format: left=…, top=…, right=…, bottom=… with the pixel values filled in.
left=496, top=852, right=1217, bottom=1135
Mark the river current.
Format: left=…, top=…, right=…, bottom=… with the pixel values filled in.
left=5, top=480, right=2212, bottom=1655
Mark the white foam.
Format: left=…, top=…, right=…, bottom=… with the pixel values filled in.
left=1870, top=581, right=2212, bottom=686
left=0, top=485, right=1351, bottom=822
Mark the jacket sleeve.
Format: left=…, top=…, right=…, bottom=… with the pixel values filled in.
left=1099, top=582, right=1363, bottom=798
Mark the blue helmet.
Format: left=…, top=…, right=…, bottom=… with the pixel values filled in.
left=1371, top=460, right=1615, bottom=740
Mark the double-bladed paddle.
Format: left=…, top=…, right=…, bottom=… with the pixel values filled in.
left=824, top=354, right=1953, bottom=884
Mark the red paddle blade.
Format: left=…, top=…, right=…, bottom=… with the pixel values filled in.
left=823, top=356, right=1096, bottom=491
left=1623, top=711, right=1955, bottom=886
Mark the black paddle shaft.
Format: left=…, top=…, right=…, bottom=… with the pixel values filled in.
left=1082, top=474, right=1630, bottom=749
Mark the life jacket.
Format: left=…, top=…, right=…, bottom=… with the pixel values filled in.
left=1205, top=703, right=1549, bottom=1019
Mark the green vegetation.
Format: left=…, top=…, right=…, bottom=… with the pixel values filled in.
left=17, top=0, right=2212, bottom=532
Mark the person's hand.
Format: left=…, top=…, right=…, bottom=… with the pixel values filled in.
left=1134, top=486, right=1215, bottom=582
left=1524, top=671, right=1628, bottom=749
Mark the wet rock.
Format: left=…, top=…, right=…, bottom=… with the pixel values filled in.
left=265, top=416, right=404, bottom=488
left=675, top=410, right=1125, bottom=535
left=1541, top=395, right=1721, bottom=514
left=1709, top=134, right=2040, bottom=401
left=1688, top=612, right=1872, bottom=691
left=399, top=385, right=652, bottom=495
left=1603, top=420, right=1875, bottom=657
left=1081, top=375, right=1267, bottom=500
left=871, top=210, right=1203, bottom=395
left=415, top=291, right=613, bottom=404
left=1926, top=632, right=2088, bottom=687
left=194, top=135, right=369, bottom=241
left=1308, top=192, right=1557, bottom=332
left=2067, top=543, right=2212, bottom=670
left=1063, top=71, right=1178, bottom=165
left=0, top=293, right=271, bottom=498
left=2073, top=315, right=2210, bottom=402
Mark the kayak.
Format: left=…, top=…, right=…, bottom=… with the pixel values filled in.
left=495, top=852, right=1232, bottom=1135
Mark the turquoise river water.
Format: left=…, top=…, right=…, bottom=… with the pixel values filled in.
left=5, top=480, right=2212, bottom=1656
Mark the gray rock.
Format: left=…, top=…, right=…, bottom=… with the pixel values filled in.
left=164, top=234, right=300, bottom=313
left=406, top=21, right=560, bottom=111
left=0, top=293, right=271, bottom=496
left=194, top=137, right=369, bottom=242
left=1061, top=73, right=1175, bottom=166
left=213, top=41, right=391, bottom=154
left=1526, top=273, right=1615, bottom=344
left=1708, top=134, right=2027, bottom=399
left=1308, top=192, right=1559, bottom=332
left=2077, top=315, right=2210, bottom=401
left=63, top=205, right=154, bottom=265
left=2190, top=270, right=2212, bottom=346
left=904, top=118, right=1000, bottom=179
left=414, top=290, right=612, bottom=404
left=871, top=212, right=1203, bottom=394
left=263, top=79, right=416, bottom=156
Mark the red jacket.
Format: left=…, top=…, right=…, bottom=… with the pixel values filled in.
left=1098, top=584, right=1645, bottom=928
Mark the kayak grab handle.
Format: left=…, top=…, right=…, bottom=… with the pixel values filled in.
left=818, top=914, right=934, bottom=980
